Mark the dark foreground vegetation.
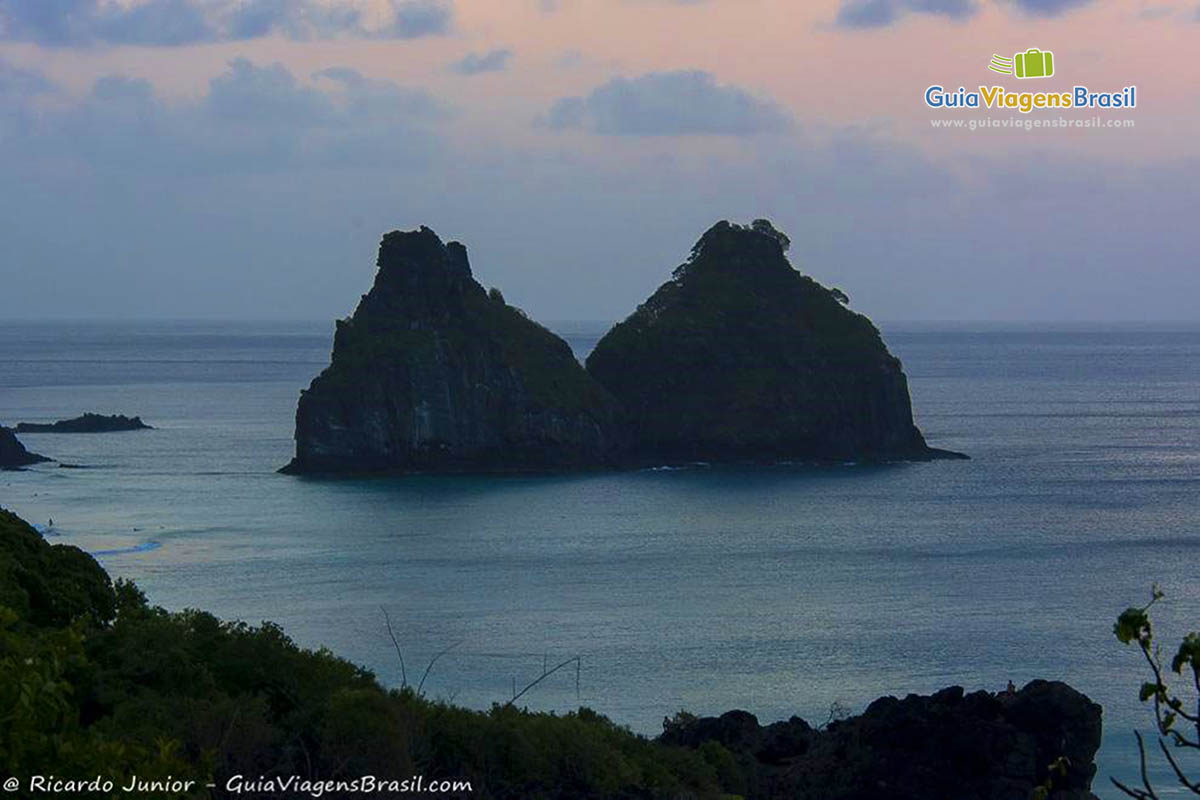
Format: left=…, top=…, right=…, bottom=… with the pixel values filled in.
left=1, top=506, right=1101, bottom=799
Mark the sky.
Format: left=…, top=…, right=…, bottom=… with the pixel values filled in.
left=0, top=0, right=1197, bottom=323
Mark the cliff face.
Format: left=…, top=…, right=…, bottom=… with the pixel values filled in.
left=586, top=220, right=952, bottom=463
left=661, top=681, right=1103, bottom=800
left=0, top=426, right=50, bottom=469
left=283, top=227, right=626, bottom=474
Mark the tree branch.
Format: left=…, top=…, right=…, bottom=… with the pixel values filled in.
left=507, top=656, right=581, bottom=706
left=381, top=606, right=407, bottom=689
left=417, top=641, right=462, bottom=696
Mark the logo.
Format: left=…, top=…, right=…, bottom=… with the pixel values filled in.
left=924, top=47, right=1136, bottom=115
left=989, top=49, right=1055, bottom=80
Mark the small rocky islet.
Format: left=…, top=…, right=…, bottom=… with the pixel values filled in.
left=2, top=415, right=152, bottom=469
left=284, top=220, right=966, bottom=475
left=15, top=413, right=153, bottom=433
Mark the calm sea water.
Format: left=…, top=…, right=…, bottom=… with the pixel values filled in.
left=2, top=320, right=1199, bottom=796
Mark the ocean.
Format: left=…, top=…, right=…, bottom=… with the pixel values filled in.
left=2, top=320, right=1198, bottom=797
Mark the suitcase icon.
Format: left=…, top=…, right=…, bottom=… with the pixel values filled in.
left=1014, top=48, right=1054, bottom=79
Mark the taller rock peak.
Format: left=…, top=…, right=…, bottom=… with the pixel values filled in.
left=375, top=226, right=472, bottom=283
left=684, top=219, right=791, bottom=267
left=282, top=226, right=626, bottom=474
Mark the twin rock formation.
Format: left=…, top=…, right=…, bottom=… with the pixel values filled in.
left=283, top=221, right=963, bottom=475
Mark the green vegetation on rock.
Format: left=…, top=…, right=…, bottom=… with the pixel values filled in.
left=585, top=220, right=940, bottom=463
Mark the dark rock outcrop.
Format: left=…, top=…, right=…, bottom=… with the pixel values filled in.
left=660, top=681, right=1102, bottom=800
left=16, top=413, right=152, bottom=433
left=586, top=220, right=964, bottom=463
left=283, top=227, right=626, bottom=474
left=0, top=426, right=50, bottom=469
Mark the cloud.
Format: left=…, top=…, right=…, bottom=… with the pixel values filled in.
left=910, top=0, right=976, bottom=15
left=202, top=58, right=446, bottom=134
left=377, top=0, right=455, bottom=37
left=0, top=57, right=447, bottom=175
left=553, top=49, right=583, bottom=68
left=92, top=0, right=212, bottom=45
left=0, top=0, right=454, bottom=46
left=540, top=0, right=710, bottom=16
left=449, top=48, right=513, bottom=75
left=834, top=0, right=1099, bottom=26
left=1135, top=3, right=1175, bottom=18
left=1006, top=0, right=1094, bottom=14
left=836, top=0, right=977, bottom=27
left=836, top=0, right=901, bottom=26
left=314, top=66, right=446, bottom=121
left=206, top=59, right=336, bottom=125
left=544, top=70, right=793, bottom=136
left=0, top=55, right=55, bottom=99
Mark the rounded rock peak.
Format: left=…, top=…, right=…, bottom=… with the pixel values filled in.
left=686, top=219, right=792, bottom=269
left=376, top=225, right=472, bottom=280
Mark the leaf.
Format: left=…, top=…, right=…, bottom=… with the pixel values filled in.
left=1170, top=632, right=1200, bottom=675
left=1115, top=608, right=1151, bottom=645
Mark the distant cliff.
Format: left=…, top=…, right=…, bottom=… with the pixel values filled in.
left=282, top=227, right=626, bottom=474
left=0, top=426, right=50, bottom=469
left=586, top=220, right=962, bottom=463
